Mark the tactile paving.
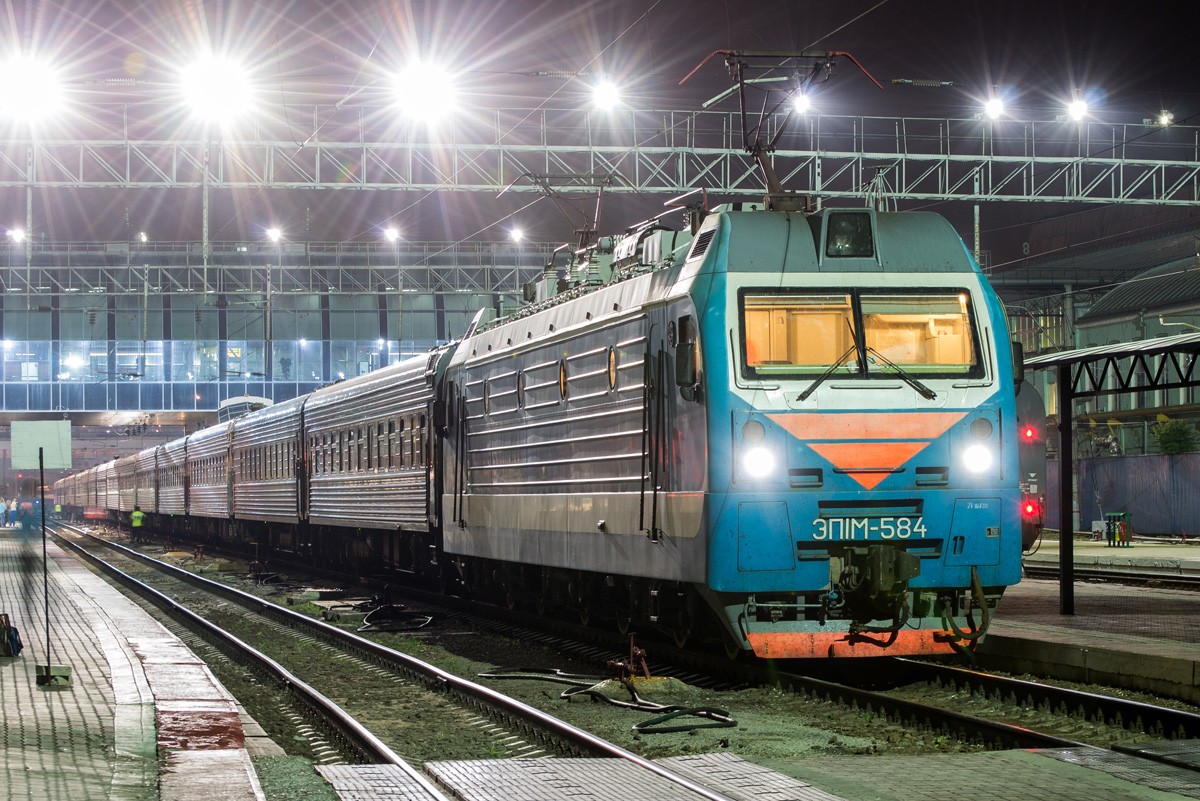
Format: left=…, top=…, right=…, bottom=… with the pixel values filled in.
left=1113, top=739, right=1200, bottom=772
left=317, top=763, right=448, bottom=801
left=423, top=753, right=844, bottom=801
left=1034, top=747, right=1200, bottom=799
left=658, top=753, right=843, bottom=801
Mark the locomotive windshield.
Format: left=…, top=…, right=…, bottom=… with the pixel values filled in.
left=740, top=289, right=981, bottom=380
left=742, top=293, right=859, bottom=374
left=860, top=293, right=976, bottom=374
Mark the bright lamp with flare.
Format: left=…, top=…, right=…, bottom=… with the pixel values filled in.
left=962, top=444, right=993, bottom=473
left=742, top=447, right=775, bottom=479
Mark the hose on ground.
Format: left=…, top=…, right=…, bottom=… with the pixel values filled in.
left=478, top=667, right=737, bottom=733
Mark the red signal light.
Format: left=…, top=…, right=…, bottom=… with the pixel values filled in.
left=1025, top=503, right=1034, bottom=514
left=1024, top=427, right=1034, bottom=439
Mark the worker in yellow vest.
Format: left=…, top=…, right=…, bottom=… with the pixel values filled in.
left=131, top=506, right=145, bottom=542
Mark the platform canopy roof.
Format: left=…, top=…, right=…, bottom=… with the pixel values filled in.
left=1024, top=331, right=1200, bottom=399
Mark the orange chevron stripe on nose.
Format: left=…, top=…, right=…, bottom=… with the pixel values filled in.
left=807, top=442, right=930, bottom=489
left=765, top=412, right=968, bottom=490
left=766, top=412, right=967, bottom=441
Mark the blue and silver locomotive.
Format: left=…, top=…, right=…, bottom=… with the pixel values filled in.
left=442, top=201, right=1022, bottom=658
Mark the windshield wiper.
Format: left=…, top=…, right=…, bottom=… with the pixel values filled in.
left=798, top=343, right=860, bottom=401
left=865, top=346, right=937, bottom=400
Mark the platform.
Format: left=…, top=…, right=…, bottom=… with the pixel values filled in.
left=1024, top=537, right=1200, bottom=579
left=975, top=541, right=1200, bottom=702
left=0, top=528, right=271, bottom=801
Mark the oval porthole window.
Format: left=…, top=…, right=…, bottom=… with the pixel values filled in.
left=608, top=346, right=618, bottom=390
left=482, top=380, right=490, bottom=414
left=667, top=320, right=677, bottom=347
left=516, top=371, right=525, bottom=408
left=559, top=360, right=568, bottom=400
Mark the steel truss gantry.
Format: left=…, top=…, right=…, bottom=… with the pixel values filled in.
left=2, top=107, right=1199, bottom=204
left=0, top=240, right=553, bottom=297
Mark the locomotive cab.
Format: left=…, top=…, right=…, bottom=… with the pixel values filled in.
left=692, top=205, right=1023, bottom=658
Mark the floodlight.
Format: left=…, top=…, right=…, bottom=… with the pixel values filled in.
left=384, top=227, right=399, bottom=242
left=1066, top=99, right=1088, bottom=121
left=181, top=56, right=255, bottom=123
left=138, top=231, right=148, bottom=242
left=393, top=63, right=456, bottom=123
left=983, top=97, right=1004, bottom=119
left=7, top=228, right=25, bottom=243
left=1159, top=110, right=1174, bottom=126
left=792, top=93, right=812, bottom=114
left=0, top=56, right=65, bottom=124
left=592, top=80, right=621, bottom=110
left=266, top=227, right=282, bottom=242
left=510, top=228, right=524, bottom=243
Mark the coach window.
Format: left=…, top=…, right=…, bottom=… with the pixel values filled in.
left=360, top=426, right=368, bottom=471
left=387, top=420, right=395, bottom=468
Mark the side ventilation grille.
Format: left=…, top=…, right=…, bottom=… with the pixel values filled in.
left=686, top=229, right=716, bottom=262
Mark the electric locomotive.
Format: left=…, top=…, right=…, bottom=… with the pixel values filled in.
left=441, top=201, right=1024, bottom=658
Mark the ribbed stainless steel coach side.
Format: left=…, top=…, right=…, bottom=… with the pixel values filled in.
left=88, top=465, right=103, bottom=509
left=186, top=421, right=233, bottom=519
left=134, top=446, right=158, bottom=514
left=305, top=349, right=449, bottom=531
left=115, top=455, right=137, bottom=513
left=231, top=395, right=305, bottom=525
left=157, top=435, right=188, bottom=516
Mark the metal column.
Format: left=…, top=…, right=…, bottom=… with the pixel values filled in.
left=1057, top=361, right=1074, bottom=614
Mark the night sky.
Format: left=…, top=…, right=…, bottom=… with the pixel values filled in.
left=3, top=0, right=1197, bottom=254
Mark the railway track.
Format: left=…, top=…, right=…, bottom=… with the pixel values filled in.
left=1023, top=562, right=1200, bottom=587
left=67, top=522, right=1200, bottom=782
left=890, top=658, right=1200, bottom=741
left=50, top=523, right=746, bottom=801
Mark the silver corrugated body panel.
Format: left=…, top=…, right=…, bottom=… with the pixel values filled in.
left=306, top=352, right=438, bottom=530
left=187, top=421, right=232, bottom=519
left=443, top=275, right=708, bottom=581
left=158, top=436, right=188, bottom=515
left=444, top=492, right=707, bottom=580
left=308, top=470, right=431, bottom=529
left=232, top=396, right=305, bottom=524
left=101, top=462, right=118, bottom=510
left=135, top=448, right=158, bottom=513
left=115, top=455, right=137, bottom=513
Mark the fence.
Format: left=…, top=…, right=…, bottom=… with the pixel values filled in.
left=1046, top=454, right=1200, bottom=537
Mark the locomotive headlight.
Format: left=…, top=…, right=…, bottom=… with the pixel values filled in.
left=962, top=444, right=993, bottom=473
left=742, top=447, right=775, bottom=479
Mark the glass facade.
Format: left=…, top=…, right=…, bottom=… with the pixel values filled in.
left=1, top=304, right=452, bottom=412
left=0, top=238, right=547, bottom=413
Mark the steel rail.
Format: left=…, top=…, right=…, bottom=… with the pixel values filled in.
left=760, top=668, right=1090, bottom=751
left=48, top=527, right=424, bottom=781
left=57, top=524, right=741, bottom=801
left=891, top=658, right=1200, bottom=740
left=1023, top=563, right=1200, bottom=587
